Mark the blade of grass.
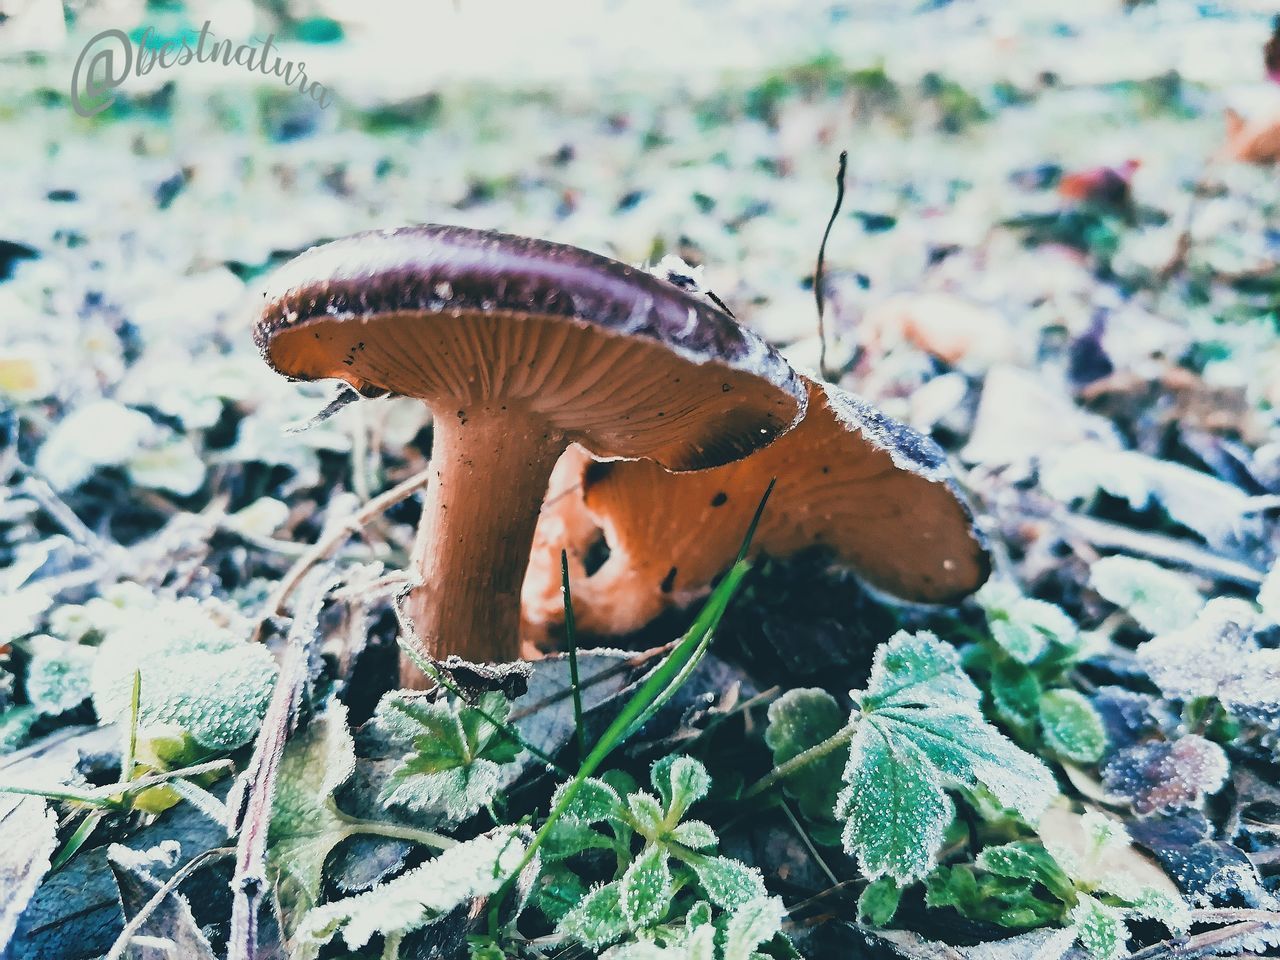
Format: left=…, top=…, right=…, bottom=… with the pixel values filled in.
left=486, top=482, right=774, bottom=937
left=49, top=810, right=104, bottom=873
left=121, top=669, right=141, bottom=782
left=815, top=150, right=849, bottom=382
left=561, top=550, right=586, bottom=762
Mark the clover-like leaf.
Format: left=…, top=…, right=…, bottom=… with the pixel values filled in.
left=627, top=791, right=665, bottom=835
left=1071, top=894, right=1128, bottom=960
left=989, top=659, right=1043, bottom=730
left=559, top=881, right=630, bottom=949
left=620, top=843, right=673, bottom=927
left=377, top=691, right=522, bottom=822
left=1040, top=689, right=1107, bottom=764
left=267, top=701, right=357, bottom=921
left=680, top=852, right=767, bottom=911
left=764, top=688, right=846, bottom=820
left=670, top=820, right=717, bottom=850
left=1089, top=556, right=1202, bottom=635
left=650, top=755, right=710, bottom=825
left=298, top=828, right=527, bottom=950
left=558, top=777, right=625, bottom=825
left=976, top=842, right=1077, bottom=903
left=721, top=896, right=785, bottom=958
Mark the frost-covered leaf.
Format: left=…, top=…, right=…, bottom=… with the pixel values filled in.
left=90, top=598, right=275, bottom=750
left=978, top=584, right=1078, bottom=664
left=1089, top=557, right=1202, bottom=634
left=1039, top=690, right=1107, bottom=764
left=838, top=719, right=955, bottom=883
left=620, top=843, right=673, bottom=927
left=1136, top=599, right=1276, bottom=713
left=651, top=755, right=710, bottom=825
left=106, top=842, right=216, bottom=960
left=298, top=828, right=526, bottom=950
left=1041, top=444, right=1254, bottom=549
left=721, top=896, right=785, bottom=958
left=670, top=820, right=717, bottom=850
left=857, top=877, right=903, bottom=926
left=24, top=635, right=93, bottom=715
left=975, top=842, right=1076, bottom=903
left=0, top=588, right=51, bottom=644
left=557, top=777, right=624, bottom=825
left=681, top=853, right=766, bottom=910
left=268, top=701, right=356, bottom=920
left=0, top=706, right=37, bottom=752
left=559, top=881, right=630, bottom=949
left=376, top=691, right=521, bottom=822
left=764, top=688, right=846, bottom=820
left=861, top=630, right=982, bottom=710
left=35, top=400, right=155, bottom=490
left=841, top=633, right=1058, bottom=884
left=627, top=791, right=665, bottom=834
left=1100, top=735, right=1228, bottom=814
left=0, top=794, right=58, bottom=951
left=1071, top=894, right=1127, bottom=960
left=126, top=435, right=206, bottom=496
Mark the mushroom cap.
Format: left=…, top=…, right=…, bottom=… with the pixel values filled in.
left=253, top=224, right=806, bottom=469
left=523, top=377, right=990, bottom=635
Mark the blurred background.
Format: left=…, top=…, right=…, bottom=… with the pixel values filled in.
left=2, top=0, right=1280, bottom=619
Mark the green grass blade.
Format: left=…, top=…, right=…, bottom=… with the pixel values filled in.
left=562, top=550, right=587, bottom=762
left=122, top=669, right=141, bottom=782
left=49, top=810, right=104, bottom=873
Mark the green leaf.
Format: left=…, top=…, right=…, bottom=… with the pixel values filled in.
left=627, top=791, right=665, bottom=835
left=989, top=659, right=1042, bottom=730
left=542, top=818, right=616, bottom=861
left=557, top=777, right=624, bottom=825
left=267, top=701, right=356, bottom=921
left=838, top=632, right=1058, bottom=884
left=837, top=720, right=954, bottom=883
left=764, top=688, right=846, bottom=820
left=0, top=706, right=38, bottom=753
left=90, top=599, right=276, bottom=750
left=377, top=692, right=522, bottom=822
left=670, top=820, right=717, bottom=850
left=872, top=705, right=1058, bottom=823
left=861, top=630, right=981, bottom=710
left=978, top=584, right=1078, bottom=664
left=722, top=896, right=786, bottom=958
left=24, top=636, right=93, bottom=716
left=619, top=843, right=673, bottom=927
left=976, top=842, right=1076, bottom=903
left=299, top=828, right=527, bottom=950
left=534, top=863, right=589, bottom=923
left=1039, top=690, right=1107, bottom=764
left=857, top=877, right=903, bottom=926
left=1089, top=556, right=1202, bottom=635
left=650, top=755, right=710, bottom=825
left=558, top=881, right=630, bottom=949
left=1071, top=894, right=1128, bottom=960
left=680, top=852, right=766, bottom=910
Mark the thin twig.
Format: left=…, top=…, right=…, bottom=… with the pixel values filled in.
left=104, top=847, right=234, bottom=960
left=814, top=149, right=849, bottom=382
left=228, top=574, right=332, bottom=960
left=253, top=466, right=432, bottom=639
left=1128, top=917, right=1280, bottom=960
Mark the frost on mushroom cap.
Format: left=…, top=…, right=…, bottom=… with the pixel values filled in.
left=253, top=224, right=806, bottom=469
left=523, top=377, right=990, bottom=636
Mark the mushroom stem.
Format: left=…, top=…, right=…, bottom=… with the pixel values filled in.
left=401, top=409, right=563, bottom=686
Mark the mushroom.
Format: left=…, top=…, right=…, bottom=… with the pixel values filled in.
left=523, top=376, right=989, bottom=636
left=253, top=225, right=806, bottom=684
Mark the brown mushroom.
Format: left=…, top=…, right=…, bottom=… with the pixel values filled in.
left=523, top=376, right=989, bottom=636
left=253, top=225, right=806, bottom=684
